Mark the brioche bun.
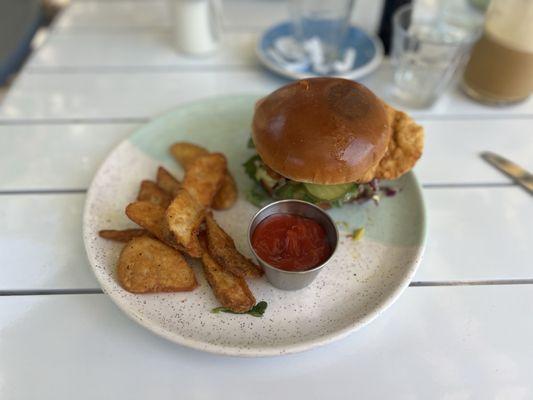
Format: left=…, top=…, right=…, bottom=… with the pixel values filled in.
left=252, top=78, right=391, bottom=184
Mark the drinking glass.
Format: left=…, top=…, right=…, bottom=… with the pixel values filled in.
left=289, top=0, right=355, bottom=74
left=391, top=4, right=478, bottom=108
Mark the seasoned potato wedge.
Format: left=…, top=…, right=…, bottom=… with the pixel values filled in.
left=125, top=201, right=180, bottom=250
left=205, top=214, right=263, bottom=278
left=98, top=228, right=149, bottom=242
left=170, top=142, right=238, bottom=210
left=137, top=180, right=172, bottom=208
left=201, top=252, right=255, bottom=313
left=156, top=166, right=181, bottom=197
left=212, top=173, right=238, bottom=210
left=182, top=153, right=226, bottom=208
left=117, top=236, right=197, bottom=293
left=169, top=142, right=209, bottom=170
left=165, top=189, right=205, bottom=258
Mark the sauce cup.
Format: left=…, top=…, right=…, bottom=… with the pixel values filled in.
left=248, top=200, right=339, bottom=290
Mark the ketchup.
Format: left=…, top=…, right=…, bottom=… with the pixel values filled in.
left=251, top=214, right=331, bottom=271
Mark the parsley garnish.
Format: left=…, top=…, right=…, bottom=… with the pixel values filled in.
left=212, top=301, right=268, bottom=317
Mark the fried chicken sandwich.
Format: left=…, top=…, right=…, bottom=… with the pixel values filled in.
left=244, top=77, right=424, bottom=208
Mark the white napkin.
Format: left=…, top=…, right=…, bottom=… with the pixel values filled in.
left=269, top=36, right=357, bottom=75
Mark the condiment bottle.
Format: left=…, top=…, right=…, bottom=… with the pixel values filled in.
left=170, top=0, right=220, bottom=55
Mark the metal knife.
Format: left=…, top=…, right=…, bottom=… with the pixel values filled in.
left=481, top=152, right=533, bottom=195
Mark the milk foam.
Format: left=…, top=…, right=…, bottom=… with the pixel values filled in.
left=485, top=0, right=533, bottom=53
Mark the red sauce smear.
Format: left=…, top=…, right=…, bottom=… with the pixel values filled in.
left=251, top=214, right=331, bottom=272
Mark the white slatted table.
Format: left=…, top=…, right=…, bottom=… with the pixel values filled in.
left=1, top=0, right=532, bottom=398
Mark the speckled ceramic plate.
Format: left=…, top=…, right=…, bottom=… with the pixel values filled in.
left=83, top=95, right=426, bottom=357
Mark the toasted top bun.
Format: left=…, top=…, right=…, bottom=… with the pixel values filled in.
left=252, top=78, right=391, bottom=184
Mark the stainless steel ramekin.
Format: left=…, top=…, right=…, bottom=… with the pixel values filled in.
left=248, top=200, right=339, bottom=290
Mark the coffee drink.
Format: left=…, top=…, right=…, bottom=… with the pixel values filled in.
left=463, top=0, right=533, bottom=104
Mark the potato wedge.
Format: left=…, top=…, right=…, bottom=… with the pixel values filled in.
left=125, top=201, right=179, bottom=250
left=205, top=214, right=263, bottom=278
left=182, top=153, right=226, bottom=208
left=117, top=236, right=197, bottom=293
left=212, top=173, right=238, bottom=210
left=137, top=180, right=172, bottom=208
left=156, top=166, right=181, bottom=197
left=201, top=252, right=255, bottom=313
left=99, top=228, right=149, bottom=242
left=170, top=142, right=238, bottom=210
left=165, top=189, right=205, bottom=258
left=169, top=142, right=209, bottom=170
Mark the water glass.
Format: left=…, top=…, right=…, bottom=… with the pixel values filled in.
left=391, top=4, right=477, bottom=108
left=289, top=0, right=355, bottom=73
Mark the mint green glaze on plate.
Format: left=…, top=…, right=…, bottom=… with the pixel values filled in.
left=130, top=95, right=261, bottom=183
left=130, top=94, right=425, bottom=247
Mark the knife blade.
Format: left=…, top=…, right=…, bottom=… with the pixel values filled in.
left=481, top=152, right=533, bottom=195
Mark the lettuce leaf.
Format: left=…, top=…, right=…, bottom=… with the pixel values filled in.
left=246, top=184, right=270, bottom=207
left=243, top=150, right=384, bottom=208
left=242, top=154, right=261, bottom=182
